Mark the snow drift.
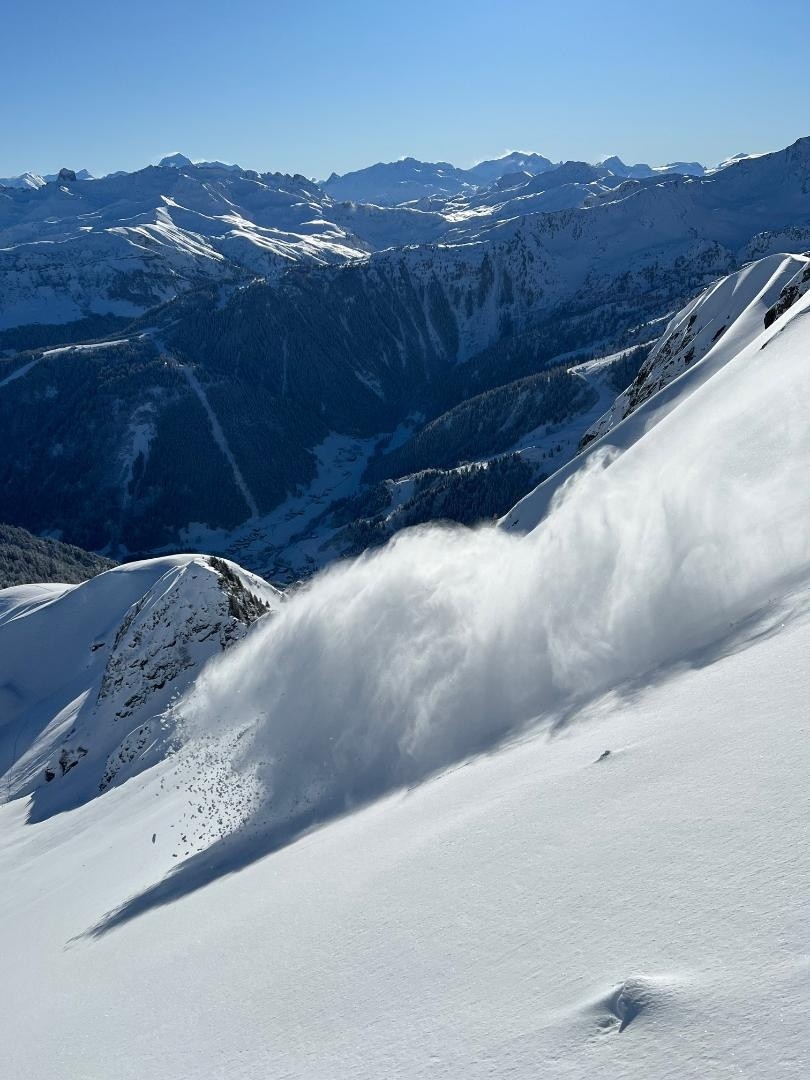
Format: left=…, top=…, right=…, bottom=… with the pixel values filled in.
left=180, top=269, right=810, bottom=843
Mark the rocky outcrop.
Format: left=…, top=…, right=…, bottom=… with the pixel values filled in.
left=33, top=556, right=280, bottom=799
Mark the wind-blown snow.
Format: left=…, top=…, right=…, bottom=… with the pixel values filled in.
left=181, top=281, right=810, bottom=843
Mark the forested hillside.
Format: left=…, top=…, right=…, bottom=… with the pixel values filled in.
left=0, top=522, right=113, bottom=588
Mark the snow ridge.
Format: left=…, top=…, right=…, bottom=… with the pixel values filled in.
left=580, top=252, right=810, bottom=447
left=0, top=555, right=279, bottom=812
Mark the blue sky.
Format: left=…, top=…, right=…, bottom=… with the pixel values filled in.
left=3, top=0, right=809, bottom=179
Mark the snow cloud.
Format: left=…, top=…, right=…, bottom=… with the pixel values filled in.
left=179, top=311, right=810, bottom=844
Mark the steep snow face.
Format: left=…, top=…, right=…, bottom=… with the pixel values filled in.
left=502, top=251, right=810, bottom=536
left=711, top=150, right=768, bottom=171
left=0, top=555, right=279, bottom=815
left=4, top=604, right=810, bottom=1079
left=580, top=252, right=810, bottom=446
left=0, top=171, right=47, bottom=190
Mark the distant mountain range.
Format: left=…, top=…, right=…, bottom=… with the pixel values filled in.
left=1, top=144, right=750, bottom=201
left=1, top=137, right=809, bottom=580
left=0, top=145, right=781, bottom=334
left=0, top=167, right=93, bottom=189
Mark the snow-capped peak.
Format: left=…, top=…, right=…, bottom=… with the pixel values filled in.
left=0, top=554, right=280, bottom=814
left=0, top=170, right=47, bottom=190
left=158, top=152, right=194, bottom=169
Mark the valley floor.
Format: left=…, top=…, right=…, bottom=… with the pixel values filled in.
left=2, top=591, right=808, bottom=1078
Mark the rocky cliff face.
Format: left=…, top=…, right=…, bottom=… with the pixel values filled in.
left=0, top=555, right=280, bottom=815
left=95, top=558, right=274, bottom=791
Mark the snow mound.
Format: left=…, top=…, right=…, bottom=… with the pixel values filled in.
left=603, top=976, right=679, bottom=1033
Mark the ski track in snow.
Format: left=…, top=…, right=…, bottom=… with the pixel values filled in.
left=178, top=361, right=260, bottom=519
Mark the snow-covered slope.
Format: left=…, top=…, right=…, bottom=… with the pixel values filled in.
left=0, top=160, right=449, bottom=329
left=580, top=252, right=810, bottom=447
left=502, top=250, right=810, bottom=532
left=3, top=600, right=809, bottom=1078
left=2, top=229, right=810, bottom=1075
left=0, top=164, right=371, bottom=328
left=0, top=555, right=279, bottom=817
left=173, top=274, right=810, bottom=839
left=0, top=170, right=47, bottom=190
left=466, top=150, right=556, bottom=184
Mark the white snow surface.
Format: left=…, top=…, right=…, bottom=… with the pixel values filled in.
left=3, top=253, right=810, bottom=1076
left=2, top=588, right=809, bottom=1076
